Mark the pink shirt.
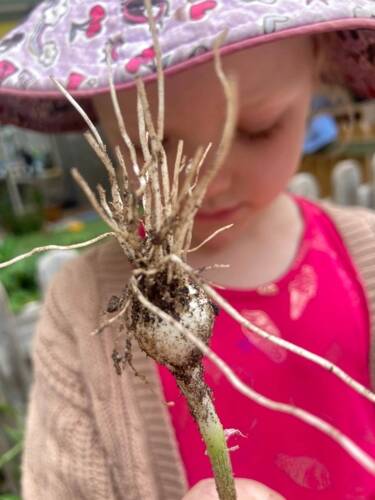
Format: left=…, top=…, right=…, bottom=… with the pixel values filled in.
left=158, top=197, right=375, bottom=499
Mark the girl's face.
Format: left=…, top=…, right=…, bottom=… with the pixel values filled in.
left=94, top=36, right=318, bottom=246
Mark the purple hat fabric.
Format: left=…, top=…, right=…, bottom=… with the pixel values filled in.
left=0, top=0, right=374, bottom=133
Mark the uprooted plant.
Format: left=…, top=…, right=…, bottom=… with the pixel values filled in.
left=2, top=1, right=375, bottom=498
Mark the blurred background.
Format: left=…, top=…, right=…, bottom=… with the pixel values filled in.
left=0, top=2, right=375, bottom=499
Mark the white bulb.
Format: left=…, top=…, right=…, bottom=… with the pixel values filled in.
left=129, top=282, right=215, bottom=367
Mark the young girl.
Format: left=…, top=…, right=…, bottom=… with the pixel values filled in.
left=1, top=1, right=375, bottom=499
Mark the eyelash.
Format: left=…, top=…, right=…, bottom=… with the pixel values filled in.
left=134, top=123, right=278, bottom=153
left=248, top=123, right=279, bottom=140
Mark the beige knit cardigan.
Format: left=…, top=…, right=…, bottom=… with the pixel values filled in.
left=21, top=203, right=375, bottom=500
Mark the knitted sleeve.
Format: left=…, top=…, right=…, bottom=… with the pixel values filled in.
left=321, top=202, right=375, bottom=390
left=21, top=256, right=116, bottom=500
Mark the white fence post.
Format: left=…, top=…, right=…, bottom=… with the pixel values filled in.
left=288, top=173, right=320, bottom=200
left=331, top=159, right=362, bottom=206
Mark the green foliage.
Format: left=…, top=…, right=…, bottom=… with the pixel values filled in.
left=0, top=407, right=14, bottom=419
left=0, top=219, right=107, bottom=312
left=0, top=404, right=24, bottom=496
left=0, top=183, right=44, bottom=236
left=0, top=442, right=23, bottom=471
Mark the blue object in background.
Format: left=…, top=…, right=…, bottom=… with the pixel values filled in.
left=303, top=95, right=339, bottom=155
left=303, top=113, right=339, bottom=155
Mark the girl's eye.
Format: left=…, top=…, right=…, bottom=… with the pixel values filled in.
left=248, top=123, right=279, bottom=140
left=248, top=129, right=272, bottom=140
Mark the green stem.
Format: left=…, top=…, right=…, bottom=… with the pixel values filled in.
left=175, top=365, right=236, bottom=500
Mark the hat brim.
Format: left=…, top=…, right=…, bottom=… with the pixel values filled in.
left=0, top=0, right=374, bottom=133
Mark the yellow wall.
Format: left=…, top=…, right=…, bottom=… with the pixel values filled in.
left=0, top=21, right=17, bottom=38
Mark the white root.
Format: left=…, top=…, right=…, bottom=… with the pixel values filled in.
left=144, top=0, right=165, bottom=141
left=91, top=299, right=131, bottom=336
left=178, top=36, right=238, bottom=226
left=71, top=168, right=120, bottom=232
left=51, top=77, right=105, bottom=149
left=84, top=132, right=124, bottom=224
left=188, top=224, right=234, bottom=253
left=170, top=139, right=184, bottom=209
left=105, top=45, right=139, bottom=170
left=0, top=233, right=116, bottom=269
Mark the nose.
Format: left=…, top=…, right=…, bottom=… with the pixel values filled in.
left=203, top=147, right=234, bottom=201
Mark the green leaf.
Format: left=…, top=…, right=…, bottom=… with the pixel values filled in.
left=0, top=494, right=21, bottom=500
left=0, top=405, right=16, bottom=417
left=3, top=427, right=23, bottom=445
left=0, top=441, right=23, bottom=469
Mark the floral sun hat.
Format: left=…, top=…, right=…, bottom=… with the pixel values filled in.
left=0, top=0, right=374, bottom=133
